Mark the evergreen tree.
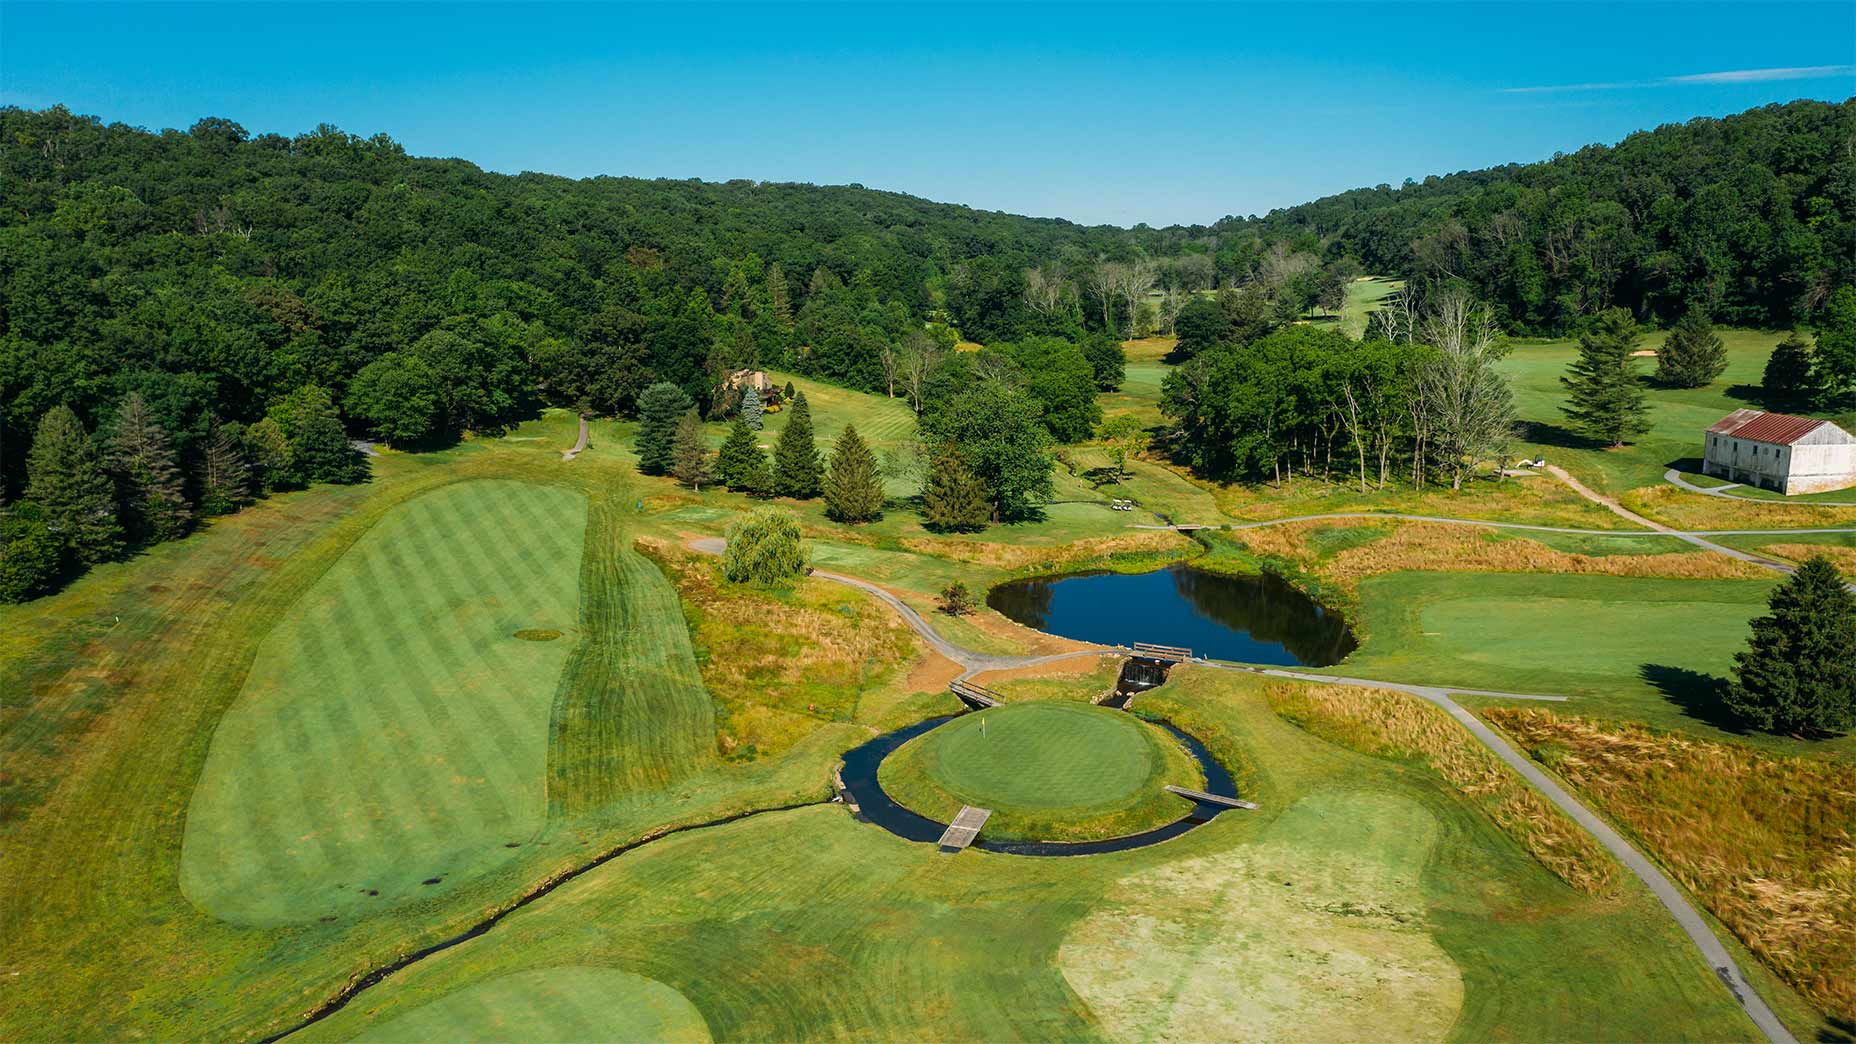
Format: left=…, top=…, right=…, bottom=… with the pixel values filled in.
left=1761, top=332, right=1820, bottom=407
left=106, top=392, right=193, bottom=545
left=1560, top=307, right=1650, bottom=447
left=823, top=424, right=884, bottom=522
left=634, top=381, right=693, bottom=476
left=1655, top=306, right=1727, bottom=388
left=767, top=264, right=793, bottom=330
left=0, top=501, right=67, bottom=602
left=243, top=417, right=290, bottom=494
left=716, top=419, right=763, bottom=490
left=670, top=409, right=712, bottom=489
left=921, top=447, right=990, bottom=532
left=741, top=447, right=774, bottom=498
left=784, top=380, right=796, bottom=400
left=199, top=416, right=250, bottom=516
left=1812, top=286, right=1856, bottom=401
left=740, top=385, right=764, bottom=429
left=269, top=384, right=365, bottom=486
left=1725, top=556, right=1856, bottom=736
left=25, top=406, right=122, bottom=564
left=771, top=390, right=822, bottom=498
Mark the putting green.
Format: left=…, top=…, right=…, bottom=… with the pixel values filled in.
left=878, top=702, right=1203, bottom=841
left=181, top=480, right=587, bottom=925
left=351, top=966, right=711, bottom=1043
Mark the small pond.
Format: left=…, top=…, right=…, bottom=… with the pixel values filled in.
left=987, top=563, right=1355, bottom=667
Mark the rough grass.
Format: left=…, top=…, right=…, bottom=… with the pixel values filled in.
left=1624, top=484, right=1856, bottom=531
left=1233, top=519, right=1766, bottom=593
left=1487, top=709, right=1856, bottom=1023
left=1266, top=683, right=1617, bottom=895
left=351, top=966, right=712, bottom=1043
left=879, top=702, right=1202, bottom=841
left=1757, top=543, right=1856, bottom=569
left=181, top=480, right=588, bottom=925
left=648, top=541, right=917, bottom=761
left=1059, top=788, right=1463, bottom=1043
left=899, top=528, right=1191, bottom=571
left=545, top=512, right=716, bottom=817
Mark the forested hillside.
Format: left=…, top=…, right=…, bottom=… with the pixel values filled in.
left=1219, top=99, right=1854, bottom=331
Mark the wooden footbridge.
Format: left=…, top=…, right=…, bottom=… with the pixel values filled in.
left=949, top=679, right=1004, bottom=708
left=938, top=806, right=992, bottom=851
left=1131, top=642, right=1193, bottom=664
left=1165, top=785, right=1257, bottom=810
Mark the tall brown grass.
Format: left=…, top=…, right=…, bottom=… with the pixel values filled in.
left=1236, top=521, right=1764, bottom=590
left=1486, top=709, right=1856, bottom=1022
left=1759, top=543, right=1856, bottom=570
left=1267, top=683, right=1618, bottom=896
left=900, top=529, right=1190, bottom=570
left=1624, top=485, right=1856, bottom=531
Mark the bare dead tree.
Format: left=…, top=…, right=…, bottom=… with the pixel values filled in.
left=1415, top=291, right=1515, bottom=491
left=878, top=342, right=900, bottom=398
left=900, top=331, right=941, bottom=413
left=1087, top=262, right=1123, bottom=330
left=1113, top=260, right=1158, bottom=338
left=1023, top=265, right=1072, bottom=316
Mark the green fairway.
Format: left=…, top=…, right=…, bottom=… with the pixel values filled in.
left=879, top=702, right=1202, bottom=840
left=181, top=480, right=588, bottom=925
left=1330, top=570, right=1808, bottom=746
left=352, top=966, right=711, bottom=1043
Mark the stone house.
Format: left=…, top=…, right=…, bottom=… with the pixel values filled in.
left=1702, top=409, right=1856, bottom=495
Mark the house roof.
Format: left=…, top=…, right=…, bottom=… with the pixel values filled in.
left=1707, top=408, right=1838, bottom=446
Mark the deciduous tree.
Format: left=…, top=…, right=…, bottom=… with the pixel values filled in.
left=0, top=501, right=66, bottom=602
left=723, top=507, right=806, bottom=587
left=1761, top=332, right=1820, bottom=407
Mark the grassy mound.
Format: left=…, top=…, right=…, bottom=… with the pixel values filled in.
left=180, top=480, right=588, bottom=925
left=878, top=702, right=1201, bottom=841
left=352, top=966, right=711, bottom=1043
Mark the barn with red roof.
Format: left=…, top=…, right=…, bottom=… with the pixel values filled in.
left=1702, top=409, right=1856, bottom=495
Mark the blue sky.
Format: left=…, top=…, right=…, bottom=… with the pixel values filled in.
left=3, top=2, right=1851, bottom=226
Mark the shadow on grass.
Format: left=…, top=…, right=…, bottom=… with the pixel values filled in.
left=1664, top=455, right=1706, bottom=475
left=1640, top=664, right=1749, bottom=735
left=1819, top=1015, right=1856, bottom=1043
left=1518, top=419, right=1602, bottom=451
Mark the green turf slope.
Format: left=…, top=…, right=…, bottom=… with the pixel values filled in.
left=352, top=966, right=711, bottom=1043
left=879, top=702, right=1202, bottom=841
left=181, top=480, right=587, bottom=925
left=549, top=494, right=717, bottom=815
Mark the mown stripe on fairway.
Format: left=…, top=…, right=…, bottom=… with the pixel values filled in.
left=547, top=495, right=716, bottom=817
left=349, top=966, right=711, bottom=1043
left=181, top=480, right=588, bottom=926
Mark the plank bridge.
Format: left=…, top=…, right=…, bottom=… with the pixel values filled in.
left=1131, top=642, right=1193, bottom=664
left=949, top=679, right=1003, bottom=709
left=1165, top=784, right=1258, bottom=810
left=938, top=806, right=992, bottom=851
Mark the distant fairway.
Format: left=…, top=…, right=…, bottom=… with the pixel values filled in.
left=352, top=966, right=711, bottom=1043
left=879, top=703, right=1201, bottom=840
left=181, top=480, right=587, bottom=925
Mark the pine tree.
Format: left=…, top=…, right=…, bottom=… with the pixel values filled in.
left=741, top=448, right=774, bottom=499
left=199, top=416, right=250, bottom=516
left=25, top=405, right=122, bottom=564
left=1560, top=307, right=1650, bottom=447
left=771, top=390, right=822, bottom=498
left=107, top=392, right=193, bottom=544
left=740, top=385, right=764, bottom=429
left=1761, top=332, right=1820, bottom=408
left=823, top=424, right=884, bottom=522
left=1725, top=556, right=1856, bottom=736
left=921, top=447, right=990, bottom=532
left=670, top=409, right=712, bottom=489
left=767, top=264, right=793, bottom=331
left=1655, top=306, right=1727, bottom=388
left=716, top=419, right=762, bottom=490
left=634, top=381, right=693, bottom=476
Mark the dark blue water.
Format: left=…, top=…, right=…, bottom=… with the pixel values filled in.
left=837, top=715, right=1241, bottom=856
left=987, top=563, right=1355, bottom=667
